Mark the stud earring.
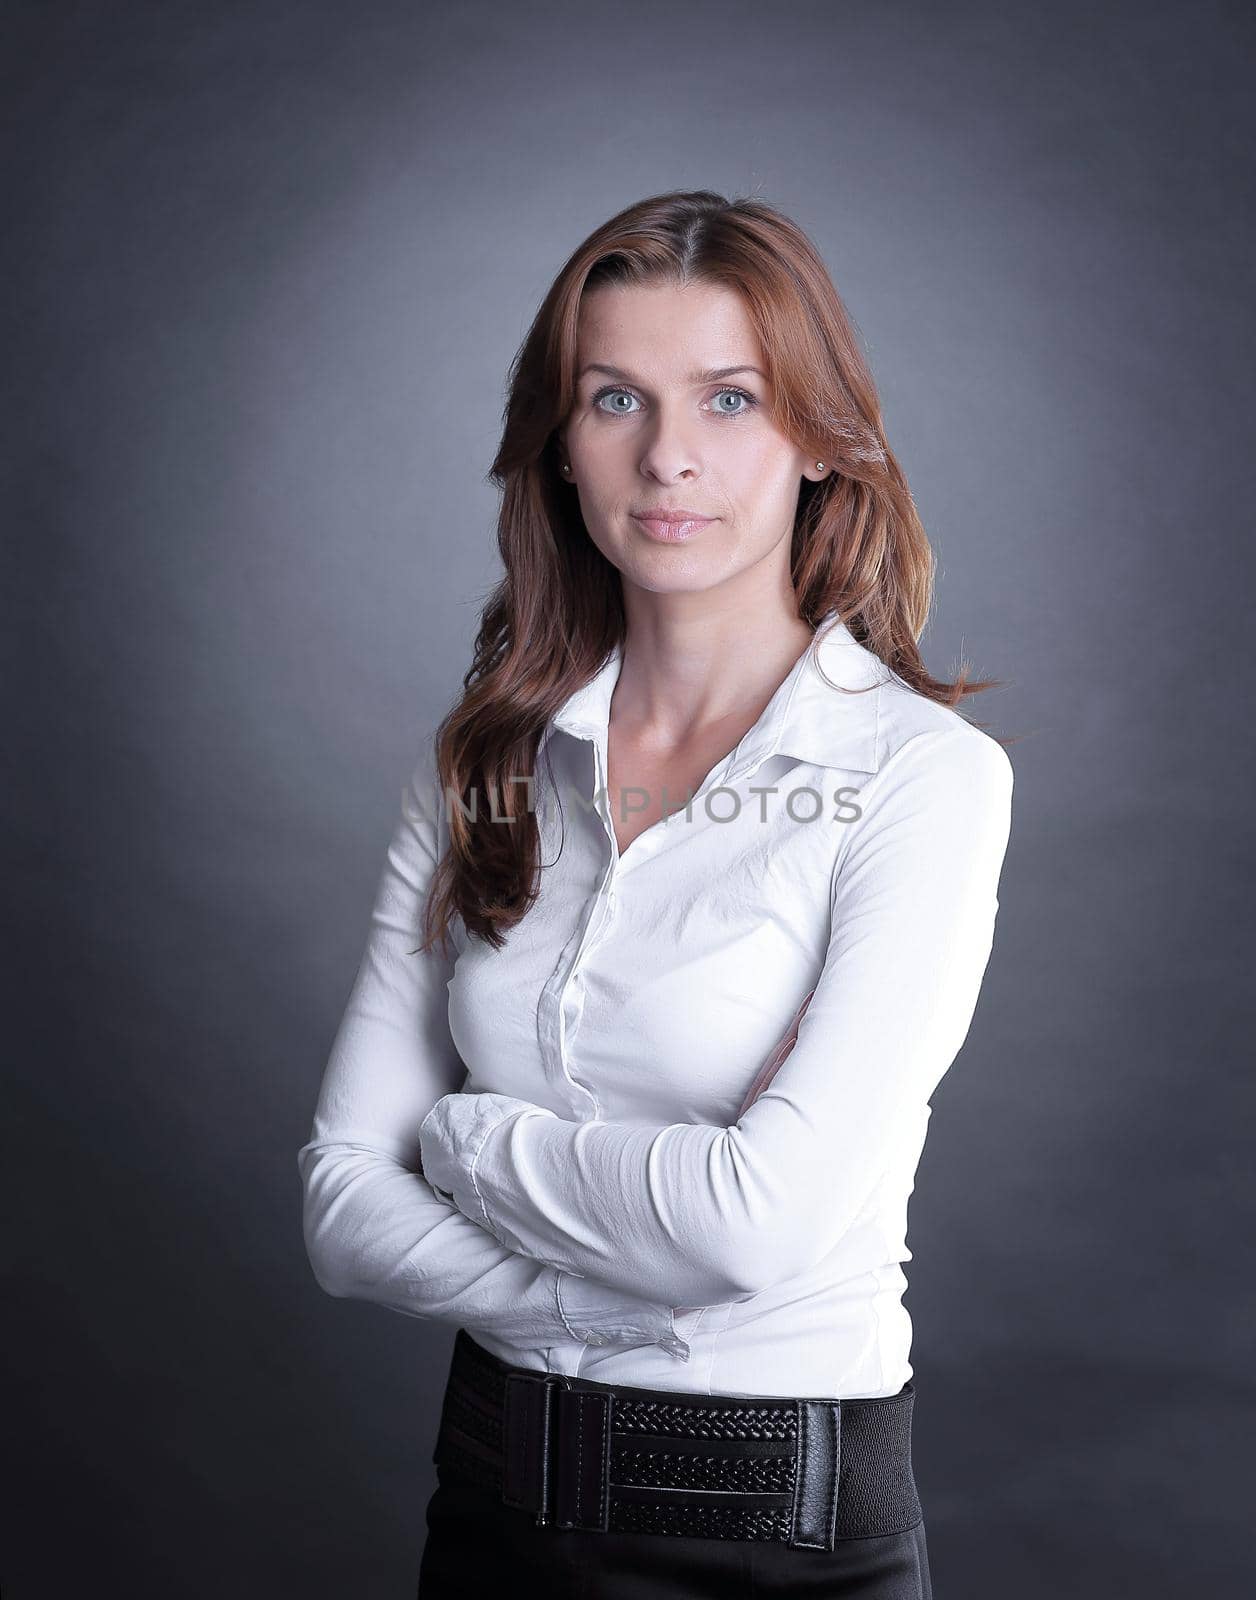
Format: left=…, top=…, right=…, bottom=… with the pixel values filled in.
left=815, top=461, right=825, bottom=471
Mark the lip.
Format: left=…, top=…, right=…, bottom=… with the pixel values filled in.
left=631, top=510, right=717, bottom=542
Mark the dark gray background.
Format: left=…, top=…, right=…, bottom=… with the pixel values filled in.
left=5, top=1, right=1253, bottom=1594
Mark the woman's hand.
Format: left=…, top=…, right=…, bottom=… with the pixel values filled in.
left=736, top=989, right=815, bottom=1118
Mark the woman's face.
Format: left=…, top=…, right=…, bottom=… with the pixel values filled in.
left=558, top=279, right=824, bottom=600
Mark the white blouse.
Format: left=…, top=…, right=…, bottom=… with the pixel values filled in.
left=298, top=610, right=1014, bottom=1400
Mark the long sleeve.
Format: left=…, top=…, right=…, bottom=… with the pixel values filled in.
left=297, top=742, right=692, bottom=1353
left=418, top=727, right=1014, bottom=1308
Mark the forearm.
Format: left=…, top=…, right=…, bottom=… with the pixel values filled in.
left=299, top=1138, right=692, bottom=1351
left=419, top=1086, right=910, bottom=1307
left=419, top=1099, right=752, bottom=1305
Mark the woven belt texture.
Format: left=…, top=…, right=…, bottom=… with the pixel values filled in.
left=432, top=1328, right=922, bottom=1549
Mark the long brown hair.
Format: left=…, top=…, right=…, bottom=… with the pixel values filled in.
left=420, top=188, right=1008, bottom=954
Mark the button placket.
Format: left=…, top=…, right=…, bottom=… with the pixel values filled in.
left=549, top=748, right=621, bottom=1110
left=557, top=875, right=617, bottom=1109
left=536, top=736, right=622, bottom=1113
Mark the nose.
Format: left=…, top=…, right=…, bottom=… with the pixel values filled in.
left=636, top=408, right=702, bottom=483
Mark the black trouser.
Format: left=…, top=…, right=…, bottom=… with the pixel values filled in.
left=418, top=1467, right=933, bottom=1597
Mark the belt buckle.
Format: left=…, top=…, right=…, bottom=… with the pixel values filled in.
left=501, top=1372, right=612, bottom=1532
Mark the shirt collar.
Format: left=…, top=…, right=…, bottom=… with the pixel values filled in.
left=538, top=608, right=885, bottom=779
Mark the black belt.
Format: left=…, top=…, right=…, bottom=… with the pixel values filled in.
left=432, top=1329, right=923, bottom=1549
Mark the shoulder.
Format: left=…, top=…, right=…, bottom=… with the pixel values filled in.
left=406, top=730, right=442, bottom=794
left=873, top=673, right=1013, bottom=800
left=831, top=678, right=1014, bottom=872
left=829, top=685, right=1014, bottom=900
left=396, top=731, right=448, bottom=855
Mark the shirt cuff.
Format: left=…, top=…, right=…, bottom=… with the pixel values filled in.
left=418, top=1092, right=554, bottom=1235
left=555, top=1274, right=704, bottom=1361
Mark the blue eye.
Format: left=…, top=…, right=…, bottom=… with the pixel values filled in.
left=710, top=387, right=757, bottom=416
left=591, top=385, right=759, bottom=418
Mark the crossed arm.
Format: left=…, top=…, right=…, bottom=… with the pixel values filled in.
left=418, top=728, right=1014, bottom=1309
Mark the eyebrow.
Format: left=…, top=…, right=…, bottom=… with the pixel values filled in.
left=576, top=363, right=768, bottom=386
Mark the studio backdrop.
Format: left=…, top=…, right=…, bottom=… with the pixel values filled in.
left=5, top=2, right=1252, bottom=1597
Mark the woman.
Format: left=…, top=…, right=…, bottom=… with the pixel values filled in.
left=298, top=189, right=1015, bottom=1599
